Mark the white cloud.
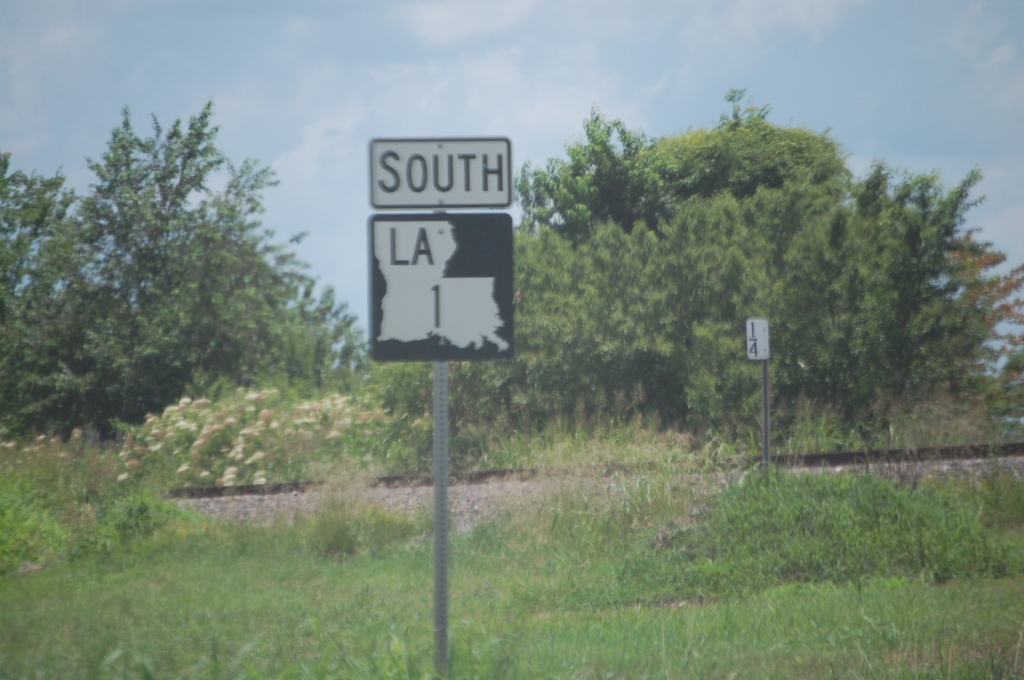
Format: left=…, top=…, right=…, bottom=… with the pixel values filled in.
left=947, top=1, right=1001, bottom=65
left=391, top=0, right=869, bottom=53
left=672, top=0, right=870, bottom=57
left=945, top=1, right=1020, bottom=77
left=942, top=2, right=1024, bottom=147
left=39, top=24, right=85, bottom=49
left=983, top=42, right=1016, bottom=69
left=273, top=103, right=369, bottom=188
left=0, top=1, right=103, bottom=158
left=727, top=0, right=870, bottom=41
left=392, top=0, right=541, bottom=46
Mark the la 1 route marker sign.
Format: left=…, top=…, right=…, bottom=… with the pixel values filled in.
left=369, top=212, right=514, bottom=362
left=370, top=138, right=512, bottom=209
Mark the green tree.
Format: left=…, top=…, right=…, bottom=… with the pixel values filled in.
left=517, top=110, right=670, bottom=244
left=0, top=154, right=75, bottom=435
left=0, top=103, right=362, bottom=437
left=498, top=94, right=1024, bottom=432
left=0, top=153, right=73, bottom=326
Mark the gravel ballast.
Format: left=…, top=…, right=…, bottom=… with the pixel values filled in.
left=174, top=455, right=1024, bottom=533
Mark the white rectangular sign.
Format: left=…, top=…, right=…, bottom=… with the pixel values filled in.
left=370, top=138, right=512, bottom=209
left=746, top=318, right=769, bottom=360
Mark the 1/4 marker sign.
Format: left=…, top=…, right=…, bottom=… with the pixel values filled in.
left=369, top=213, right=514, bottom=361
left=746, top=318, right=769, bottom=360
left=369, top=138, right=512, bottom=209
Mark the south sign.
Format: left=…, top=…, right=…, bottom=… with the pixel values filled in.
left=369, top=138, right=512, bottom=209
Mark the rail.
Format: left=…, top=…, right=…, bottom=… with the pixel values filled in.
left=167, top=440, right=1024, bottom=499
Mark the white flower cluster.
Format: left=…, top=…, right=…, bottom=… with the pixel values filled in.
left=119, top=389, right=389, bottom=486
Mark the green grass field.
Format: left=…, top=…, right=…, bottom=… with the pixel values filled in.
left=4, top=457, right=1024, bottom=679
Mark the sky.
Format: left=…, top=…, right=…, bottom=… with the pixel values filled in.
left=2, top=0, right=1022, bottom=330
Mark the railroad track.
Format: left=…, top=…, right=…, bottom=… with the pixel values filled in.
left=167, top=440, right=1024, bottom=499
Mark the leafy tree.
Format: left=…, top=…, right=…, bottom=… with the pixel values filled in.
left=0, top=155, right=73, bottom=326
left=0, top=104, right=362, bottom=437
left=493, top=94, right=1024, bottom=433
left=832, top=166, right=999, bottom=407
left=0, top=154, right=75, bottom=434
left=517, top=110, right=670, bottom=244
left=657, top=89, right=848, bottom=202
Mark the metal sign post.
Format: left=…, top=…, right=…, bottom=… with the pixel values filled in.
left=761, top=359, right=771, bottom=466
left=432, top=361, right=450, bottom=677
left=746, top=318, right=771, bottom=465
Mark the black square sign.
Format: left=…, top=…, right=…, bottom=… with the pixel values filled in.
left=369, top=212, right=514, bottom=362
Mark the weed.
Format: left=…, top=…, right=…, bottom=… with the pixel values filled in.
left=307, top=503, right=421, bottom=560
left=64, top=492, right=184, bottom=560
left=3, top=471, right=1024, bottom=679
left=978, top=471, right=1024, bottom=529
left=0, top=483, right=66, bottom=576
left=620, top=468, right=1022, bottom=603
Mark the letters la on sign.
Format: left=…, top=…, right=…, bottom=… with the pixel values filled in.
left=370, top=138, right=512, bottom=209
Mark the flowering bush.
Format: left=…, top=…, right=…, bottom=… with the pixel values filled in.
left=116, top=389, right=389, bottom=487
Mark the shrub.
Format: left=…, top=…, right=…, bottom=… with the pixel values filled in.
left=65, top=491, right=182, bottom=559
left=107, top=492, right=178, bottom=544
left=620, top=468, right=1020, bottom=603
left=964, top=469, right=1024, bottom=529
left=308, top=504, right=419, bottom=560
left=0, top=483, right=67, bottom=575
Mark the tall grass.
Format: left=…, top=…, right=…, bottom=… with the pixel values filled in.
left=932, top=467, right=1024, bottom=531
left=308, top=503, right=423, bottom=559
left=0, top=441, right=186, bottom=572
left=0, top=482, right=66, bottom=576
left=620, top=468, right=1022, bottom=605
left=779, top=395, right=1020, bottom=455
left=979, top=471, right=1024, bottom=529
left=4, top=466, right=1024, bottom=678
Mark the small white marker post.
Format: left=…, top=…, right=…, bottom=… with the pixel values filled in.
left=746, top=319, right=771, bottom=466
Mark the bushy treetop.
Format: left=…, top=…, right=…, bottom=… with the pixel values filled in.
left=494, top=92, right=1024, bottom=432
left=0, top=103, right=361, bottom=437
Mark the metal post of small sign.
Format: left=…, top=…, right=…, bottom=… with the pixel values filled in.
left=432, top=360, right=450, bottom=677
left=746, top=318, right=771, bottom=465
left=761, top=359, right=771, bottom=466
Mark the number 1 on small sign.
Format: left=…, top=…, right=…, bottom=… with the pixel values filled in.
left=432, top=285, right=440, bottom=328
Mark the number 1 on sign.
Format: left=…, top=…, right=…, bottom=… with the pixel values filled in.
left=432, top=285, right=440, bottom=328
